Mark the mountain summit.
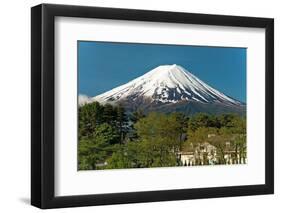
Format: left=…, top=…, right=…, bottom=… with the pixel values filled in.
left=80, top=64, right=245, bottom=115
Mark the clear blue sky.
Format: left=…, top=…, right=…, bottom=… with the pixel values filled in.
left=78, top=41, right=246, bottom=102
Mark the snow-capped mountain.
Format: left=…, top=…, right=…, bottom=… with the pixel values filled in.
left=79, top=64, right=245, bottom=115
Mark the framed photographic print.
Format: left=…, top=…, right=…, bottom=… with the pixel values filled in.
left=31, top=3, right=274, bottom=209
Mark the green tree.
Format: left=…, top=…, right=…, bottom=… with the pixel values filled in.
left=106, top=142, right=141, bottom=169
left=116, top=104, right=128, bottom=144
left=79, top=102, right=104, bottom=139
left=207, top=128, right=231, bottom=164
left=133, top=112, right=181, bottom=167
left=103, top=103, right=117, bottom=126
left=78, top=123, right=119, bottom=170
left=170, top=112, right=189, bottom=151
left=234, top=134, right=246, bottom=163
left=94, top=123, right=119, bottom=145
left=218, top=113, right=237, bottom=128
left=130, top=109, right=145, bottom=123
left=188, top=113, right=210, bottom=132
left=106, top=150, right=132, bottom=169
left=78, top=138, right=108, bottom=170
left=128, top=109, right=146, bottom=140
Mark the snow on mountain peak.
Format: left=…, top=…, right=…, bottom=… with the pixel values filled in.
left=86, top=64, right=242, bottom=106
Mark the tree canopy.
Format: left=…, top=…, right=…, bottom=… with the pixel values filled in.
left=78, top=102, right=246, bottom=170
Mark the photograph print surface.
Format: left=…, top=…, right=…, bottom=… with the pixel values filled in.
left=78, top=41, right=246, bottom=170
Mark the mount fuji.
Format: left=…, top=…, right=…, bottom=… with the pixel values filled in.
left=79, top=64, right=246, bottom=115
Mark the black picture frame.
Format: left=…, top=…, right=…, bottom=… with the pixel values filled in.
left=31, top=3, right=274, bottom=209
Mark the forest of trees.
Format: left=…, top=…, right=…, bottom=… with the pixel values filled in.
left=78, top=102, right=246, bottom=170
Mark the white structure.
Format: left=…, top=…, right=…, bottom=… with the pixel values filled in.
left=179, top=142, right=246, bottom=166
